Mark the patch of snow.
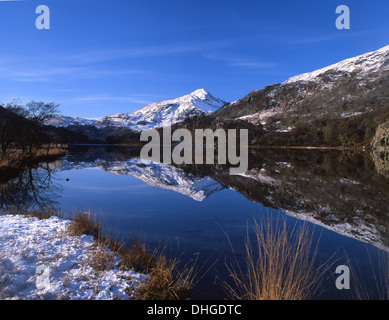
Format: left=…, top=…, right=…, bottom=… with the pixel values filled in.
left=237, top=168, right=278, bottom=186
left=276, top=127, right=294, bottom=133
left=340, top=111, right=364, bottom=118
left=238, top=108, right=279, bottom=126
left=0, top=215, right=146, bottom=300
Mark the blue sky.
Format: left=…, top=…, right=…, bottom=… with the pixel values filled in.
left=0, top=0, right=388, bottom=118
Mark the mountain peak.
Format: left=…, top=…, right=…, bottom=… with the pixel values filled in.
left=124, top=89, right=226, bottom=130
left=190, top=88, right=209, bottom=99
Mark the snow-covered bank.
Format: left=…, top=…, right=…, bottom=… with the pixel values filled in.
left=0, top=215, right=146, bottom=300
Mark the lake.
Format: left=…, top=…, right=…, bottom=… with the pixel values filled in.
left=1, top=145, right=388, bottom=300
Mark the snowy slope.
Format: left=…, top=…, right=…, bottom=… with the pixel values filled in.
left=215, top=45, right=389, bottom=129
left=0, top=215, right=146, bottom=300
left=284, top=45, right=389, bottom=84
left=100, top=89, right=226, bottom=131
left=46, top=115, right=99, bottom=127
left=48, top=89, right=226, bottom=132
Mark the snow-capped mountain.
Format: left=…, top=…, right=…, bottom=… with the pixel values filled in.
left=214, top=45, right=389, bottom=129
left=48, top=89, right=226, bottom=132
left=47, top=115, right=99, bottom=127
left=101, top=89, right=226, bottom=131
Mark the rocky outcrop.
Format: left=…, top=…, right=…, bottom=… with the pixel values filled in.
left=371, top=120, right=389, bottom=150
left=371, top=149, right=389, bottom=179
left=371, top=121, right=389, bottom=178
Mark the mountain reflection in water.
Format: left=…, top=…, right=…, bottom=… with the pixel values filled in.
left=43, top=146, right=389, bottom=251
left=1, top=146, right=388, bottom=299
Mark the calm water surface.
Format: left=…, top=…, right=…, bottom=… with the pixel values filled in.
left=1, top=146, right=388, bottom=300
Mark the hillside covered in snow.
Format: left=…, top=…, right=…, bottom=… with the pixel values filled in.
left=47, top=89, right=226, bottom=132
left=213, top=45, right=389, bottom=145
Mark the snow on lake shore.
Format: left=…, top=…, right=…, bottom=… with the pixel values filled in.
left=0, top=215, right=146, bottom=300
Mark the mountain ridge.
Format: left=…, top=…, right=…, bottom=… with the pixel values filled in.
left=48, top=89, right=226, bottom=132
left=212, top=44, right=389, bottom=147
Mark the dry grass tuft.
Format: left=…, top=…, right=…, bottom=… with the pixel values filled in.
left=67, top=211, right=101, bottom=239
left=131, top=253, right=196, bottom=301
left=68, top=211, right=196, bottom=300
left=224, top=216, right=334, bottom=300
left=120, top=239, right=197, bottom=300
left=119, top=238, right=157, bottom=274
left=2, top=207, right=62, bottom=220
left=88, top=245, right=115, bottom=272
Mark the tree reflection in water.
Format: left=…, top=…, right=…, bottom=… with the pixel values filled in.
left=0, top=162, right=62, bottom=213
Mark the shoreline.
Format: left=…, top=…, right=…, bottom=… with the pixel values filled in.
left=249, top=145, right=368, bottom=151
left=0, top=210, right=195, bottom=301
left=0, top=145, right=68, bottom=170
left=0, top=213, right=147, bottom=300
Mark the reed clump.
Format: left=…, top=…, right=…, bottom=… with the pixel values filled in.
left=224, top=216, right=334, bottom=300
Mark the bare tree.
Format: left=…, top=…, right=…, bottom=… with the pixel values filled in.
left=0, top=101, right=59, bottom=161
left=26, top=101, right=59, bottom=126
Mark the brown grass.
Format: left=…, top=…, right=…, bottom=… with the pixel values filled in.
left=224, top=216, right=335, bottom=300
left=88, top=245, right=115, bottom=272
left=67, top=211, right=101, bottom=239
left=119, top=237, right=197, bottom=300
left=67, top=211, right=196, bottom=300
left=119, top=237, right=157, bottom=274
left=130, top=252, right=196, bottom=301
left=0, top=145, right=67, bottom=168
left=3, top=207, right=62, bottom=220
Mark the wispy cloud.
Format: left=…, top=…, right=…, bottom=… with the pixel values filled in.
left=226, top=61, right=278, bottom=69
left=0, top=66, right=150, bottom=82
left=72, top=95, right=155, bottom=105
left=6, top=68, right=80, bottom=82
left=64, top=40, right=234, bottom=64
left=203, top=51, right=278, bottom=69
left=0, top=39, right=236, bottom=83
